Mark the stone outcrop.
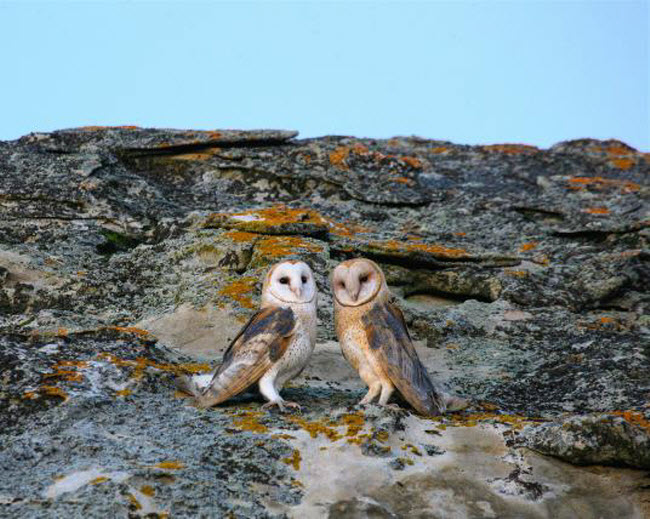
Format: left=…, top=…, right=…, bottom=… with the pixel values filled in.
left=0, top=127, right=648, bottom=517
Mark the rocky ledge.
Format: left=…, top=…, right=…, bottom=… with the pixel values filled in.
left=0, top=127, right=648, bottom=518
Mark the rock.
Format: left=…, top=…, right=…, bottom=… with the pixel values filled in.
left=521, top=412, right=650, bottom=469
left=0, top=128, right=648, bottom=517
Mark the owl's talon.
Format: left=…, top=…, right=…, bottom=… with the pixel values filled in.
left=262, top=400, right=284, bottom=412
left=284, top=401, right=302, bottom=412
left=262, top=400, right=301, bottom=413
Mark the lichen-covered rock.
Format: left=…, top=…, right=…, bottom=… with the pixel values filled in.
left=521, top=412, right=650, bottom=469
left=1, top=128, right=648, bottom=517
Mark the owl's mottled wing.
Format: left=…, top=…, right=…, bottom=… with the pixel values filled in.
left=362, top=301, right=445, bottom=415
left=186, top=306, right=296, bottom=408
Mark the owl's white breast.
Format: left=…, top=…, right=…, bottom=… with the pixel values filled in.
left=269, top=300, right=317, bottom=387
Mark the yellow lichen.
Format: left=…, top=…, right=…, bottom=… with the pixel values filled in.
left=231, top=411, right=269, bottom=434
left=504, top=269, right=528, bottom=278
left=90, top=476, right=110, bottom=485
left=151, top=461, right=185, bottom=470
left=428, top=411, right=542, bottom=430
left=96, top=352, right=209, bottom=380
left=282, top=449, right=302, bottom=470
left=140, top=485, right=155, bottom=497
left=287, top=416, right=343, bottom=441
left=127, top=493, right=142, bottom=510
left=401, top=444, right=423, bottom=456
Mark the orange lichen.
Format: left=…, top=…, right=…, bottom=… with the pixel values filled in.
left=454, top=232, right=466, bottom=237
left=282, top=449, right=302, bottom=470
left=610, top=157, right=635, bottom=170
left=224, top=230, right=258, bottom=243
left=400, top=156, right=423, bottom=169
left=391, top=176, right=415, bottom=185
left=329, top=144, right=423, bottom=170
left=329, top=146, right=353, bottom=170
left=23, top=386, right=69, bottom=401
left=519, top=242, right=538, bottom=252
left=79, top=125, right=140, bottom=131
left=57, top=328, right=68, bottom=337
left=567, top=176, right=640, bottom=194
left=583, top=207, right=610, bottom=215
left=580, top=316, right=624, bottom=331
left=206, top=205, right=329, bottom=232
left=271, top=433, right=297, bottom=440
left=610, top=410, right=650, bottom=431
left=256, top=236, right=324, bottom=259
left=603, top=144, right=633, bottom=156
left=115, top=389, right=133, bottom=397
left=482, top=144, right=539, bottom=155
left=231, top=411, right=269, bottom=434
left=430, top=146, right=449, bottom=154
left=369, top=239, right=468, bottom=260
left=218, top=276, right=258, bottom=309
left=210, top=205, right=372, bottom=242
left=326, top=218, right=372, bottom=239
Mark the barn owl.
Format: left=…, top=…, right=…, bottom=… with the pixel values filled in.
left=332, top=258, right=465, bottom=415
left=178, top=260, right=318, bottom=411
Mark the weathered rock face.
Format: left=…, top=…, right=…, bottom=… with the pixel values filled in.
left=0, top=127, right=648, bottom=517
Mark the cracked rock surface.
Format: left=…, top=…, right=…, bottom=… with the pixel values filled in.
left=1, top=127, right=648, bottom=518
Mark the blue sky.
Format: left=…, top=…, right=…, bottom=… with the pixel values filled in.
left=1, top=1, right=648, bottom=149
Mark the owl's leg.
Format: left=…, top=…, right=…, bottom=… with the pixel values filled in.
left=259, top=373, right=301, bottom=412
left=359, top=381, right=382, bottom=405
left=378, top=381, right=395, bottom=406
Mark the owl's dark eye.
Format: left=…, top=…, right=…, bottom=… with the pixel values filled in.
left=359, top=274, right=369, bottom=283
left=279, top=277, right=289, bottom=285
left=339, top=282, right=346, bottom=289
left=301, top=275, right=307, bottom=284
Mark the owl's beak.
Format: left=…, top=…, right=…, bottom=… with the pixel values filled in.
left=347, top=279, right=361, bottom=302
left=291, top=284, right=303, bottom=298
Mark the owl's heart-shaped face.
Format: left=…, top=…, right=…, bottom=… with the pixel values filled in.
left=331, top=258, right=384, bottom=307
left=265, top=261, right=316, bottom=304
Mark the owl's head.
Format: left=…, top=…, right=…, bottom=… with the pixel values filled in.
left=262, top=260, right=317, bottom=306
left=331, top=258, right=386, bottom=307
